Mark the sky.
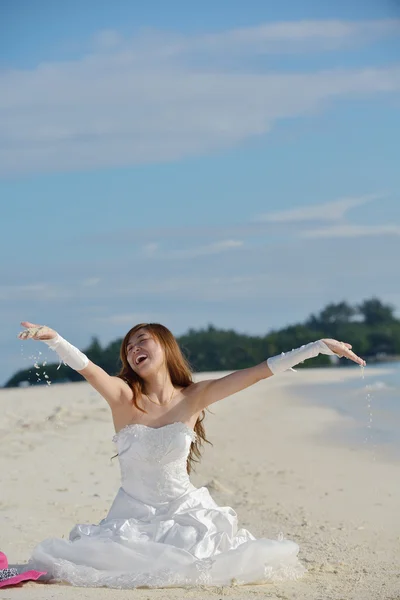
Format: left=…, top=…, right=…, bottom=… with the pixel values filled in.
left=1, top=0, right=400, bottom=385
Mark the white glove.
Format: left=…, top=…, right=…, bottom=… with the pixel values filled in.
left=45, top=334, right=89, bottom=371
left=267, top=340, right=336, bottom=375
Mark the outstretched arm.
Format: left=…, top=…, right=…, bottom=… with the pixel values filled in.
left=192, top=338, right=366, bottom=411
left=18, top=322, right=132, bottom=406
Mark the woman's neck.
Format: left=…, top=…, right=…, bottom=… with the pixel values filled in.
left=143, top=371, right=175, bottom=404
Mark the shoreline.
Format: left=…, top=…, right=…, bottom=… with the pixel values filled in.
left=1, top=367, right=399, bottom=599
left=289, top=364, right=400, bottom=463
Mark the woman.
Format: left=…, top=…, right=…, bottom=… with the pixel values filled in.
left=13, top=320, right=365, bottom=588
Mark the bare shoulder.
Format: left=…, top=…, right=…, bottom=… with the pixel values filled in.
left=184, top=379, right=210, bottom=396
left=182, top=379, right=212, bottom=408
left=110, top=376, right=134, bottom=402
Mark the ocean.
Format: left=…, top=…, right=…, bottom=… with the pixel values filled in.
left=296, top=362, right=400, bottom=459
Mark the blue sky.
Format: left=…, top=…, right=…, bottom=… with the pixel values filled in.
left=1, top=0, right=400, bottom=384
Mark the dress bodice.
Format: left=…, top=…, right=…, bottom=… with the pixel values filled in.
left=112, top=421, right=197, bottom=505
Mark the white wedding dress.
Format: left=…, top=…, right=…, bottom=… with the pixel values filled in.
left=26, top=422, right=305, bottom=588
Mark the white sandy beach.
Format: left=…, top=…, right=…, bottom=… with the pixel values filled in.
left=1, top=367, right=399, bottom=600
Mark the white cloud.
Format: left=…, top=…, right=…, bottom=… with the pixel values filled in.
left=91, top=30, right=124, bottom=50
left=0, top=283, right=67, bottom=301
left=301, top=224, right=400, bottom=239
left=161, top=240, right=244, bottom=260
left=187, top=19, right=400, bottom=56
left=94, top=313, right=159, bottom=325
left=89, top=20, right=400, bottom=61
left=141, top=243, right=159, bottom=257
left=104, top=273, right=269, bottom=301
left=134, top=240, right=243, bottom=261
left=82, top=277, right=101, bottom=286
left=1, top=21, right=400, bottom=176
left=255, top=194, right=382, bottom=223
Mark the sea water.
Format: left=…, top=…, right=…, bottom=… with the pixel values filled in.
left=296, top=363, right=400, bottom=459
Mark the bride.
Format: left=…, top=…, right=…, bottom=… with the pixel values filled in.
left=12, top=320, right=365, bottom=588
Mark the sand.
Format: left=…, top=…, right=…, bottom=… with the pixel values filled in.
left=1, top=367, right=399, bottom=600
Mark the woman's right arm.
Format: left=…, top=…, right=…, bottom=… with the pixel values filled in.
left=18, top=321, right=132, bottom=406
left=79, top=362, right=133, bottom=405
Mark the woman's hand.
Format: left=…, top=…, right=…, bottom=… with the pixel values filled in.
left=321, top=338, right=366, bottom=366
left=18, top=321, right=58, bottom=341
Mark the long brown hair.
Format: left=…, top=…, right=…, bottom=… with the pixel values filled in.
left=117, top=323, right=212, bottom=475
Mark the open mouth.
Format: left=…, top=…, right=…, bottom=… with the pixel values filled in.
left=135, top=354, right=148, bottom=366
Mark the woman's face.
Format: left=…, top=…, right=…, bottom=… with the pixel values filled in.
left=126, top=328, right=165, bottom=376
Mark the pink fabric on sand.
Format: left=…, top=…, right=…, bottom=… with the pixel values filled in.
left=0, top=552, right=46, bottom=588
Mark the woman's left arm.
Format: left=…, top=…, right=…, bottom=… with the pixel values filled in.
left=192, top=338, right=366, bottom=410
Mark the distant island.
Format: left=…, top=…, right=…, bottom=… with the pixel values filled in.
left=4, top=298, right=400, bottom=388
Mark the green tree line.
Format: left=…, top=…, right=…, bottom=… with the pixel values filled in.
left=4, top=298, right=400, bottom=388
